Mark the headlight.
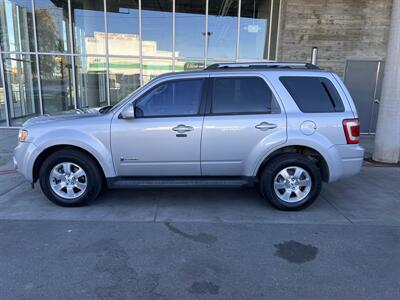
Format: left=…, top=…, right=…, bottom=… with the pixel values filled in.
left=18, top=129, right=28, bottom=142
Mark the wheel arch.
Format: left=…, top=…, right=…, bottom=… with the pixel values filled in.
left=255, top=145, right=330, bottom=182
left=32, top=145, right=107, bottom=183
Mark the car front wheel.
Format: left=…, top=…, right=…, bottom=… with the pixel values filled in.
left=39, top=149, right=103, bottom=207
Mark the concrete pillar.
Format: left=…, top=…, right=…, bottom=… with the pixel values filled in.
left=373, top=0, right=400, bottom=163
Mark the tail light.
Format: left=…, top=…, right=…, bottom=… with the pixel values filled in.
left=342, top=118, right=360, bottom=144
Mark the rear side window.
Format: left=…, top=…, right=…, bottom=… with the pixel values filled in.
left=280, top=76, right=345, bottom=113
left=211, top=77, right=280, bottom=115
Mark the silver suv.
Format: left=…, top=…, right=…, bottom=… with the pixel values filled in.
left=13, top=62, right=364, bottom=210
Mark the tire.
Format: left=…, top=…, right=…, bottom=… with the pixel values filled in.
left=259, top=153, right=322, bottom=211
left=39, top=149, right=103, bottom=207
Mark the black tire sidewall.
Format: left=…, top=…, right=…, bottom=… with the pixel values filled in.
left=261, top=154, right=322, bottom=211
left=39, top=150, right=102, bottom=207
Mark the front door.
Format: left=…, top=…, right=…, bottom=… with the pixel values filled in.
left=201, top=74, right=287, bottom=176
left=111, top=77, right=207, bottom=176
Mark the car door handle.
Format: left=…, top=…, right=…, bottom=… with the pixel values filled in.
left=172, top=124, right=194, bottom=133
left=255, top=122, right=277, bottom=131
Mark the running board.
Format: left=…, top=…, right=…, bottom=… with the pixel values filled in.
left=107, top=176, right=257, bottom=189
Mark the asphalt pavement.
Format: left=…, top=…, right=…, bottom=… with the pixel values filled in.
left=0, top=129, right=399, bottom=299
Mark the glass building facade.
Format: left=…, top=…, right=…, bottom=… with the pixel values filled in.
left=0, top=0, right=281, bottom=126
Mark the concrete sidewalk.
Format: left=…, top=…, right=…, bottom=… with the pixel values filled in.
left=0, top=129, right=26, bottom=196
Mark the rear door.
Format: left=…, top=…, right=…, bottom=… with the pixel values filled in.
left=201, top=73, right=287, bottom=176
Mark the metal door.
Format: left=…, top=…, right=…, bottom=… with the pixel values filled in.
left=344, top=60, right=384, bottom=134
left=111, top=116, right=203, bottom=176
left=111, top=76, right=207, bottom=177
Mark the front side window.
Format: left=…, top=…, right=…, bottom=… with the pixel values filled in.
left=280, top=76, right=345, bottom=113
left=211, top=77, right=280, bottom=114
left=135, top=79, right=205, bottom=117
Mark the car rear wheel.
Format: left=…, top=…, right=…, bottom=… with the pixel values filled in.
left=260, top=153, right=322, bottom=210
left=39, top=149, right=103, bottom=207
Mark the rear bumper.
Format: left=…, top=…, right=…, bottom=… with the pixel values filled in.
left=327, top=144, right=364, bottom=182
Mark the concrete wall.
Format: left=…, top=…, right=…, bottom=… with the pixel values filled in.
left=278, top=0, right=392, bottom=77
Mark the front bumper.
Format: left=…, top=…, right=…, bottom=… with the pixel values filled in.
left=13, top=141, right=39, bottom=182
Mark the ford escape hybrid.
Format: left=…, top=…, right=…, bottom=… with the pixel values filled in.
left=13, top=62, right=364, bottom=210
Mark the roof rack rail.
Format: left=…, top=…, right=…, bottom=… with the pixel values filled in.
left=205, top=62, right=320, bottom=70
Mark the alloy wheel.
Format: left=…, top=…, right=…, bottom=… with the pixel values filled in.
left=273, top=166, right=312, bottom=203
left=49, top=162, right=87, bottom=200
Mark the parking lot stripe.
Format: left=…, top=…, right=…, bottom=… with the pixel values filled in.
left=0, top=169, right=16, bottom=175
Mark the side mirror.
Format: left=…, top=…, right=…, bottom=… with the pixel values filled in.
left=119, top=104, right=135, bottom=119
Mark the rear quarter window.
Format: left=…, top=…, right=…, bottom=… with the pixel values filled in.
left=280, top=76, right=345, bottom=113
